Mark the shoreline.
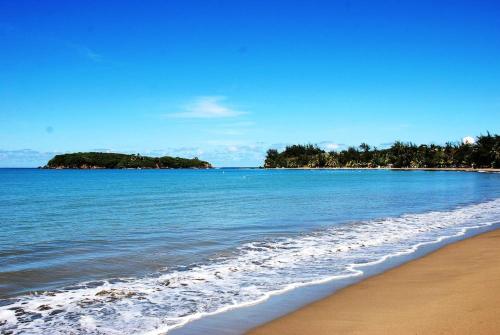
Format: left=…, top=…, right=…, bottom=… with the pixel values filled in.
left=264, top=167, right=500, bottom=172
left=248, top=228, right=500, bottom=335
left=1, top=167, right=499, bottom=173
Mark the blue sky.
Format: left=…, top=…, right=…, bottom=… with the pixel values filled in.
left=1, top=0, right=499, bottom=167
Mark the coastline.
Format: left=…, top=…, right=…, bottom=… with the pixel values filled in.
left=2, top=167, right=500, bottom=173
left=264, top=167, right=500, bottom=172
left=248, top=228, right=500, bottom=335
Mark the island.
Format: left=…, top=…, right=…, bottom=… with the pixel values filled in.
left=44, top=152, right=212, bottom=169
left=264, top=132, right=499, bottom=169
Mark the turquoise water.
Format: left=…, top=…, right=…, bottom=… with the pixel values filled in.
left=1, top=169, right=499, bottom=334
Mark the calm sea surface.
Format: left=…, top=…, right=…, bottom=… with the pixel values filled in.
left=1, top=169, right=499, bottom=334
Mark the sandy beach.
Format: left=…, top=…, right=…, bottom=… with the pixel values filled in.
left=249, top=228, right=500, bottom=335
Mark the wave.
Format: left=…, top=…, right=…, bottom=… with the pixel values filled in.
left=1, top=199, right=500, bottom=334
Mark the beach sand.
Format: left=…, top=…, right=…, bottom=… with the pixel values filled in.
left=248, top=229, right=500, bottom=335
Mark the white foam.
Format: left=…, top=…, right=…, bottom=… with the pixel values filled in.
left=80, top=315, right=97, bottom=331
left=1, top=199, right=499, bottom=335
left=0, top=310, right=17, bottom=327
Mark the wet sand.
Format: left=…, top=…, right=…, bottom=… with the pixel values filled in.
left=248, top=229, right=500, bottom=335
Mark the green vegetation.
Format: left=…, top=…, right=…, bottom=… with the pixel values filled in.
left=264, top=133, right=500, bottom=169
left=45, top=152, right=212, bottom=169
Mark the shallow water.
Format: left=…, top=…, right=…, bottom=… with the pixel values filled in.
left=0, top=169, right=499, bottom=334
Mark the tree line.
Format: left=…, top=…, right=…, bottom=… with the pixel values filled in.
left=45, top=152, right=212, bottom=169
left=264, top=133, right=500, bottom=169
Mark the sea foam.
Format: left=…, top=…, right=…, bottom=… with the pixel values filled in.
left=1, top=199, right=499, bottom=334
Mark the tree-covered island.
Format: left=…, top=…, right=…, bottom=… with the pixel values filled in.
left=44, top=152, right=212, bottom=169
left=264, top=133, right=500, bottom=169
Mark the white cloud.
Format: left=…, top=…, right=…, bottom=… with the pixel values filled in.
left=462, top=136, right=475, bottom=144
left=202, top=143, right=266, bottom=166
left=0, top=144, right=268, bottom=168
left=139, top=143, right=265, bottom=166
left=226, top=145, right=239, bottom=152
left=318, top=141, right=344, bottom=151
left=167, top=96, right=245, bottom=119
left=0, top=149, right=60, bottom=167
left=323, top=143, right=340, bottom=150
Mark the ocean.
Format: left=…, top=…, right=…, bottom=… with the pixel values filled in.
left=1, top=168, right=499, bottom=334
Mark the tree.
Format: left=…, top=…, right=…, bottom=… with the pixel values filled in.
left=262, top=132, right=499, bottom=169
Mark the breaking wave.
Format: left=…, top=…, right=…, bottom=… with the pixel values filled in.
left=1, top=199, right=499, bottom=334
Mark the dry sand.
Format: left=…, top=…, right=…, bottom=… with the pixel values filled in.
left=248, top=229, right=500, bottom=335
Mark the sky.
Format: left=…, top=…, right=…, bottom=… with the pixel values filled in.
left=1, top=0, right=499, bottom=167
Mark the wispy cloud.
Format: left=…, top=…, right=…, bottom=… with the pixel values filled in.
left=379, top=142, right=394, bottom=148
left=0, top=149, right=59, bottom=167
left=201, top=143, right=267, bottom=166
left=167, top=96, right=245, bottom=119
left=144, top=142, right=266, bottom=166
left=318, top=141, right=345, bottom=151
left=67, top=43, right=102, bottom=62
left=0, top=143, right=269, bottom=168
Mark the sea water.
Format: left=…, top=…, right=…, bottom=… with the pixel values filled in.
left=0, top=169, right=499, bottom=334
